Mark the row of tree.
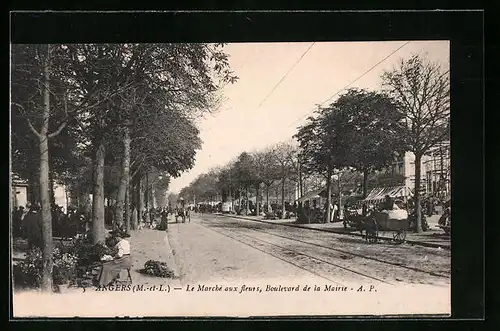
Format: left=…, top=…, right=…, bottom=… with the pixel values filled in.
left=180, top=55, right=450, bottom=232
left=11, top=43, right=238, bottom=291
left=180, top=142, right=306, bottom=217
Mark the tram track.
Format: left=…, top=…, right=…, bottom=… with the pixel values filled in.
left=198, top=219, right=395, bottom=286
left=229, top=220, right=450, bottom=279
left=200, top=214, right=450, bottom=285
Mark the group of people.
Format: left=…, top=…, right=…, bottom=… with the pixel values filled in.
left=12, top=203, right=88, bottom=248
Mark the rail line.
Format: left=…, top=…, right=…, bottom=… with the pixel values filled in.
left=218, top=212, right=451, bottom=250
left=235, top=221, right=450, bottom=279
left=204, top=215, right=450, bottom=281
left=196, top=221, right=345, bottom=286
left=198, top=219, right=394, bottom=286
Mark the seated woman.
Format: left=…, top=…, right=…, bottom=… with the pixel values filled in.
left=97, top=230, right=132, bottom=287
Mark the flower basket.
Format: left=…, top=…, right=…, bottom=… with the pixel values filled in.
left=141, top=260, right=175, bottom=278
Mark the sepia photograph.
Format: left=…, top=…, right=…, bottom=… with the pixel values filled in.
left=10, top=39, right=452, bottom=317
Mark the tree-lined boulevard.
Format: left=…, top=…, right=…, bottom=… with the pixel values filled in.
left=11, top=43, right=450, bottom=295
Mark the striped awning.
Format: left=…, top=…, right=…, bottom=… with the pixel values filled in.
left=364, top=186, right=407, bottom=203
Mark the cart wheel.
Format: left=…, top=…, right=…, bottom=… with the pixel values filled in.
left=393, top=229, right=406, bottom=244
left=368, top=229, right=378, bottom=243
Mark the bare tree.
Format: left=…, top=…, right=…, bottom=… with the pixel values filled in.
left=382, top=55, right=450, bottom=232
left=12, top=44, right=69, bottom=292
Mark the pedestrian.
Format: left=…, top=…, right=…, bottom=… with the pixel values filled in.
left=332, top=201, right=338, bottom=222
left=381, top=195, right=394, bottom=211
left=160, top=208, right=169, bottom=230
left=25, top=204, right=43, bottom=249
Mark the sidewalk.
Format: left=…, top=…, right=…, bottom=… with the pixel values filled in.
left=12, top=225, right=182, bottom=289
left=128, top=224, right=181, bottom=287
left=218, top=213, right=450, bottom=250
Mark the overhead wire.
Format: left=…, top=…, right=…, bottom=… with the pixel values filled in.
left=285, top=41, right=412, bottom=131
left=257, top=42, right=316, bottom=108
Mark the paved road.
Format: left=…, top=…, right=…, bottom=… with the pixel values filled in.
left=166, top=216, right=328, bottom=286
left=168, top=213, right=450, bottom=287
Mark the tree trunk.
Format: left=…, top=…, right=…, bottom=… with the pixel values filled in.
left=131, top=207, right=138, bottom=231
left=338, top=175, right=342, bottom=220
left=325, top=170, right=332, bottom=224
left=281, top=179, right=286, bottom=219
left=266, top=185, right=270, bottom=211
left=125, top=184, right=130, bottom=233
left=39, top=137, right=53, bottom=292
left=245, top=187, right=249, bottom=215
left=49, top=170, right=55, bottom=206
left=255, top=183, right=260, bottom=216
left=152, top=185, right=156, bottom=209
left=145, top=171, right=150, bottom=222
left=362, top=169, right=369, bottom=198
left=91, top=141, right=106, bottom=245
left=299, top=167, right=303, bottom=198
left=114, top=126, right=131, bottom=229
left=414, top=153, right=423, bottom=233
left=130, top=175, right=139, bottom=230
left=137, top=175, right=144, bottom=226
left=39, top=46, right=53, bottom=292
left=229, top=189, right=233, bottom=211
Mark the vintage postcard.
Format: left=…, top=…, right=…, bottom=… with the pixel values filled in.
left=11, top=38, right=451, bottom=318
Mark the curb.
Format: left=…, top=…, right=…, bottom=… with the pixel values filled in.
left=163, top=230, right=181, bottom=281
left=217, top=213, right=451, bottom=250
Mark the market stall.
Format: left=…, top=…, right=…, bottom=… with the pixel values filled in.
left=363, top=186, right=408, bottom=205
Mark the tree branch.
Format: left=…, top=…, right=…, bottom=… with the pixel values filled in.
left=27, top=118, right=43, bottom=139
left=48, top=121, right=67, bottom=138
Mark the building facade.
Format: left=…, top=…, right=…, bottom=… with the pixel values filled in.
left=390, top=141, right=451, bottom=198
left=10, top=173, right=69, bottom=211
left=11, top=175, right=28, bottom=209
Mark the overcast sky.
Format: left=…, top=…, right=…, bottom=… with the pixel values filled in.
left=168, top=41, right=450, bottom=194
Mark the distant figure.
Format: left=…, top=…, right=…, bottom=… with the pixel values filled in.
left=131, top=207, right=138, bottom=229
left=362, top=203, right=368, bottom=216
left=25, top=205, right=43, bottom=249
left=333, top=201, right=339, bottom=222
left=160, top=209, right=169, bottom=230
left=381, top=195, right=394, bottom=211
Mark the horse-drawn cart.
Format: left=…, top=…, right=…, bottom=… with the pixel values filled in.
left=368, top=211, right=409, bottom=244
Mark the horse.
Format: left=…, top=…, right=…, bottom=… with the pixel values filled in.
left=175, top=208, right=191, bottom=223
